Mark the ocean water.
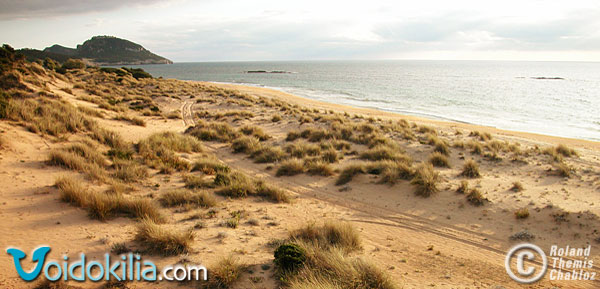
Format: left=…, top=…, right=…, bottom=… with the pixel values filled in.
left=125, top=61, right=600, bottom=141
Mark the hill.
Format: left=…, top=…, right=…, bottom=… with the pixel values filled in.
left=19, top=36, right=172, bottom=65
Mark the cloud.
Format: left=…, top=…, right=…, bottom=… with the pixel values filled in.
left=0, top=0, right=170, bottom=20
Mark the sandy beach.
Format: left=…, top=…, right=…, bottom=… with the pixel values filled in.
left=1, top=59, right=600, bottom=288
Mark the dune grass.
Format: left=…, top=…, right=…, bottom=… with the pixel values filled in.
left=515, top=208, right=530, bottom=219
left=286, top=141, right=321, bottom=158
left=281, top=222, right=397, bottom=289
left=410, top=163, right=440, bottom=197
left=55, top=176, right=164, bottom=223
left=277, top=158, right=306, bottom=177
left=466, top=188, right=486, bottom=206
left=239, top=125, right=270, bottom=141
left=289, top=221, right=361, bottom=253
left=134, top=218, right=194, bottom=256
left=231, top=136, right=261, bottom=154
left=47, top=149, right=107, bottom=181
left=336, top=164, right=366, bottom=185
left=456, top=180, right=469, bottom=194
left=305, top=160, right=335, bottom=176
left=199, top=256, right=245, bottom=289
left=192, top=158, right=230, bottom=174
left=460, top=159, right=480, bottom=178
left=185, top=120, right=238, bottom=142
left=251, top=146, right=287, bottom=163
left=510, top=181, right=524, bottom=192
left=159, top=189, right=217, bottom=208
left=359, top=145, right=410, bottom=162
left=113, top=159, right=148, bottom=182
left=428, top=152, right=450, bottom=168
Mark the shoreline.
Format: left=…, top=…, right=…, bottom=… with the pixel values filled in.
left=197, top=80, right=600, bottom=152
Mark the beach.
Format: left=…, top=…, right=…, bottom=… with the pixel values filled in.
left=1, top=62, right=600, bottom=288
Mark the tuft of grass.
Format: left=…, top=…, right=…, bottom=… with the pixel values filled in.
left=134, top=218, right=194, bottom=256
left=185, top=120, right=238, bottom=142
left=284, top=242, right=397, bottom=289
left=515, top=208, right=530, bottom=219
left=251, top=146, right=287, bottom=163
left=545, top=144, right=577, bottom=158
left=510, top=181, right=524, bottom=192
left=239, top=125, right=270, bottom=141
left=184, top=174, right=214, bottom=189
left=359, top=145, right=410, bottom=162
left=216, top=171, right=256, bottom=198
left=55, top=176, right=87, bottom=206
left=271, top=114, right=282, bottom=122
left=320, top=148, right=341, bottom=163
left=113, top=160, right=148, bottom=182
left=114, top=114, right=146, bottom=127
left=460, top=159, right=480, bottom=178
left=47, top=149, right=107, bottom=181
left=192, top=158, right=230, bottom=175
left=276, top=158, right=305, bottom=177
left=159, top=189, right=217, bottom=208
left=286, top=131, right=301, bottom=141
left=231, top=136, right=261, bottom=154
left=286, top=141, right=321, bottom=158
left=555, top=162, right=573, bottom=178
left=200, top=256, right=245, bottom=289
left=55, top=176, right=164, bottom=223
left=427, top=135, right=450, bottom=156
left=289, top=221, right=361, bottom=253
left=256, top=180, right=290, bottom=203
left=456, top=180, right=469, bottom=194
left=410, top=163, right=440, bottom=197
left=468, top=140, right=483, bottom=155
left=336, top=164, right=366, bottom=185
left=366, top=160, right=413, bottom=184
left=305, top=160, right=335, bottom=176
left=466, top=188, right=486, bottom=206
left=428, top=152, right=450, bottom=168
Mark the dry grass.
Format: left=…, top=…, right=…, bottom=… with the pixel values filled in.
left=200, top=256, right=245, bottom=289
left=428, top=152, right=450, bottom=168
left=231, top=136, right=260, bottom=154
left=134, top=218, right=194, bottom=256
left=55, top=176, right=164, bottom=222
left=359, top=145, right=410, bottom=162
left=192, top=158, right=230, bottom=174
left=336, top=164, right=366, bottom=185
left=456, top=180, right=469, bottom=194
left=277, top=158, right=306, bottom=176
left=366, top=160, right=413, bottom=184
left=184, top=174, right=214, bottom=189
left=113, top=160, right=148, bottom=182
left=251, top=146, right=287, bottom=163
left=47, top=149, right=107, bottom=181
left=555, top=161, right=573, bottom=178
left=466, top=188, right=486, bottom=206
left=289, top=221, right=362, bottom=253
left=411, top=163, right=440, bottom=197
left=510, top=181, right=524, bottom=192
left=515, top=208, right=530, bottom=219
left=305, top=160, right=335, bottom=176
left=545, top=144, right=578, bottom=158
left=159, top=189, right=217, bottom=208
left=186, top=120, right=238, bottom=142
left=286, top=141, right=322, bottom=158
left=55, top=176, right=88, bottom=206
left=256, top=180, right=290, bottom=203
left=285, top=246, right=397, bottom=289
left=239, top=125, right=270, bottom=141
left=460, top=159, right=481, bottom=178
left=139, top=131, right=203, bottom=153
left=114, top=114, right=146, bottom=127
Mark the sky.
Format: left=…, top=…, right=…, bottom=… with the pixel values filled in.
left=1, top=0, right=600, bottom=62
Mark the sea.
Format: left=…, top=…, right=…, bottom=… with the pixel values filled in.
left=122, top=60, right=600, bottom=141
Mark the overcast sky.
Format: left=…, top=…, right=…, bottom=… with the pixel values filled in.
left=1, top=0, right=600, bottom=62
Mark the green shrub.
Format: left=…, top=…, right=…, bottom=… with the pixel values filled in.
left=274, top=244, right=307, bottom=273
